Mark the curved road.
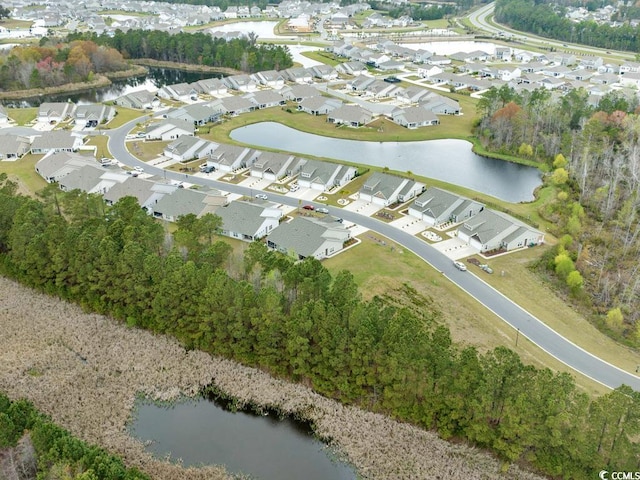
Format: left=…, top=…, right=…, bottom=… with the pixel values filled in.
left=106, top=117, right=640, bottom=391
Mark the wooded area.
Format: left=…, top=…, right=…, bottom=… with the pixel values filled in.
left=477, top=86, right=640, bottom=341
left=495, top=0, right=640, bottom=52
left=0, top=40, right=128, bottom=91
left=68, top=30, right=293, bottom=73
left=0, top=176, right=638, bottom=479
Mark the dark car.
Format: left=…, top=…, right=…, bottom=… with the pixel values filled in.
left=384, top=77, right=401, bottom=83
left=302, top=205, right=314, bottom=210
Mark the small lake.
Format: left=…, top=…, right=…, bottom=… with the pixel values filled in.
left=230, top=122, right=541, bottom=202
left=3, top=67, right=222, bottom=107
left=129, top=397, right=357, bottom=480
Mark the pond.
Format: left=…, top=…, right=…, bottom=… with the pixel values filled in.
left=230, top=122, right=542, bottom=202
left=3, top=67, right=223, bottom=107
left=129, top=396, right=357, bottom=480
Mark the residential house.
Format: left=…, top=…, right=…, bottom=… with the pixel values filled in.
left=205, top=144, right=256, bottom=172
left=163, top=136, right=218, bottom=162
left=224, top=74, right=259, bottom=92
left=283, top=67, right=313, bottom=84
left=618, top=72, right=640, bottom=89
left=38, top=102, right=74, bottom=123
left=408, top=187, right=484, bottom=226
left=457, top=209, right=544, bottom=253
left=494, top=46, right=512, bottom=62
left=35, top=152, right=96, bottom=183
left=280, top=84, right=320, bottom=102
left=420, top=95, right=461, bottom=115
left=103, top=176, right=160, bottom=210
left=620, top=61, right=640, bottom=75
left=0, top=105, right=8, bottom=124
left=58, top=164, right=107, bottom=193
left=297, top=97, right=343, bottom=115
left=157, top=83, right=199, bottom=102
left=73, top=104, right=115, bottom=126
left=358, top=172, right=424, bottom=206
left=151, top=187, right=228, bottom=222
left=209, top=96, right=256, bottom=116
left=395, top=87, right=432, bottom=104
left=418, top=65, right=443, bottom=78
left=364, top=80, right=399, bottom=98
left=251, top=70, right=286, bottom=89
left=113, top=90, right=159, bottom=110
left=250, top=152, right=301, bottom=181
left=327, top=105, right=373, bottom=127
left=266, top=216, right=351, bottom=260
left=243, top=90, right=286, bottom=109
left=216, top=200, right=283, bottom=241
left=297, top=159, right=356, bottom=191
left=579, top=55, right=603, bottom=70
left=390, top=107, right=439, bottom=129
left=427, top=55, right=451, bottom=66
left=193, top=78, right=228, bottom=96
left=166, top=103, right=220, bottom=126
left=0, top=134, right=30, bottom=160
left=309, top=64, right=338, bottom=81
left=412, top=49, right=433, bottom=64
left=349, top=75, right=376, bottom=92
left=145, top=119, right=195, bottom=141
left=335, top=61, right=368, bottom=76
left=31, top=131, right=83, bottom=155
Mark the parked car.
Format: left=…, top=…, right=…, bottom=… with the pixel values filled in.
left=199, top=164, right=215, bottom=173
left=453, top=261, right=467, bottom=271
left=316, top=207, right=329, bottom=214
left=289, top=184, right=300, bottom=192
left=255, top=193, right=268, bottom=200
left=384, top=76, right=401, bottom=83
left=302, top=205, right=314, bottom=210
left=133, top=166, right=144, bottom=173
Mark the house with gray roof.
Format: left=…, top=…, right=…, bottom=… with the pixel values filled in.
left=297, top=159, right=356, bottom=191
left=224, top=74, right=259, bottom=92
left=205, top=144, right=256, bottom=172
left=0, top=105, right=9, bottom=124
left=359, top=172, right=424, bottom=207
left=250, top=152, right=302, bottom=181
left=151, top=187, right=228, bottom=222
left=251, top=70, right=286, bottom=89
left=35, top=152, right=96, bottom=183
left=408, top=187, right=484, bottom=226
left=58, top=164, right=107, bottom=193
left=327, top=105, right=373, bottom=127
left=297, top=97, right=342, bottom=116
left=103, top=176, right=158, bottom=209
left=145, top=119, right=195, bottom=141
left=243, top=90, right=286, bottom=109
left=267, top=216, right=351, bottom=260
left=390, top=107, right=439, bottom=129
left=209, top=96, right=256, bottom=116
left=31, top=131, right=83, bottom=155
left=309, top=64, right=338, bottom=81
left=166, top=103, right=220, bottom=125
left=283, top=67, right=313, bottom=84
left=73, top=104, right=115, bottom=126
left=349, top=75, right=376, bottom=92
left=420, top=95, right=461, bottom=115
left=158, top=82, right=199, bottom=102
left=113, top=90, right=159, bottom=110
left=164, top=136, right=219, bottom=162
left=457, top=209, right=545, bottom=253
left=396, top=87, right=432, bottom=104
left=0, top=134, right=31, bottom=160
left=193, top=78, right=228, bottom=96
left=280, top=84, right=320, bottom=102
left=335, top=61, right=368, bottom=76
left=216, top=200, right=283, bottom=241
left=37, top=102, right=74, bottom=124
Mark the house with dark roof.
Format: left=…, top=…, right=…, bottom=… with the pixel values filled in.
left=297, top=159, right=356, bottom=191
left=216, top=200, right=283, bottom=241
left=359, top=172, right=424, bottom=206
left=31, top=131, right=83, bottom=155
left=408, top=187, right=484, bottom=226
left=457, top=209, right=544, bottom=253
left=327, top=105, right=373, bottom=127
left=266, top=216, right=351, bottom=260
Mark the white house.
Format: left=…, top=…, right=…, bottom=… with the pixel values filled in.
left=250, top=152, right=301, bottom=181
left=145, top=119, right=195, bottom=141
left=157, top=82, right=199, bottom=102
left=297, top=159, right=357, bottom=191
left=266, top=216, right=351, bottom=260
left=359, top=172, right=424, bottom=206
left=38, top=102, right=74, bottom=123
left=216, top=200, right=283, bottom=241
left=205, top=144, right=256, bottom=172
left=31, top=131, right=83, bottom=155
left=408, top=187, right=484, bottom=226
left=390, top=107, right=439, bottom=129
left=164, top=136, right=219, bottom=162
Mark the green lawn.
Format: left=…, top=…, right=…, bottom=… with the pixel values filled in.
left=300, top=51, right=344, bottom=67
left=102, top=107, right=149, bottom=130
left=0, top=18, right=33, bottom=29
left=8, top=107, right=37, bottom=126
left=0, top=154, right=47, bottom=196
left=85, top=136, right=112, bottom=159
left=128, top=140, right=168, bottom=162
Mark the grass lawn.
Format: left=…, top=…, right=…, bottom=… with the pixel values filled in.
left=102, top=107, right=149, bottom=130
left=85, top=135, right=112, bottom=159
left=323, top=235, right=609, bottom=397
left=300, top=51, right=344, bottom=67
left=128, top=140, right=169, bottom=162
left=0, top=154, right=47, bottom=196
left=8, top=107, right=37, bottom=126
left=0, top=18, right=33, bottom=29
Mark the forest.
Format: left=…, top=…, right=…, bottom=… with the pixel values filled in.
left=477, top=85, right=640, bottom=340
left=495, top=0, right=640, bottom=52
left=67, top=30, right=293, bottom=73
left=0, top=393, right=148, bottom=480
left=0, top=40, right=128, bottom=91
left=0, top=176, right=638, bottom=479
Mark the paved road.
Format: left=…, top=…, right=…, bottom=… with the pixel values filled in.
left=105, top=117, right=640, bottom=391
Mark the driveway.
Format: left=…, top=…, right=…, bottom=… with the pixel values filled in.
left=431, top=237, right=478, bottom=260
left=342, top=199, right=381, bottom=216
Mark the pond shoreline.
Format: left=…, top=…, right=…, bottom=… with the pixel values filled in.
left=0, top=275, right=545, bottom=480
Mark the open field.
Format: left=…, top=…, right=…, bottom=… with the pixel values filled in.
left=0, top=276, right=545, bottom=480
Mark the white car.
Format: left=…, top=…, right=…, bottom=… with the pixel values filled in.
left=453, top=261, right=467, bottom=272
left=316, top=207, right=329, bottom=214
left=133, top=166, right=144, bottom=173
left=255, top=193, right=268, bottom=200
left=289, top=184, right=300, bottom=192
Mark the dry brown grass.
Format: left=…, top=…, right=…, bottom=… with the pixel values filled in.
left=0, top=276, right=544, bottom=480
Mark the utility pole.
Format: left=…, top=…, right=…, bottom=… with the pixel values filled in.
left=515, top=328, right=520, bottom=347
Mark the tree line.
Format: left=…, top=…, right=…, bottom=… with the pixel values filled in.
left=0, top=176, right=639, bottom=478
left=0, top=392, right=148, bottom=480
left=67, top=30, right=293, bottom=73
left=0, top=40, right=128, bottom=91
left=495, top=0, right=640, bottom=52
